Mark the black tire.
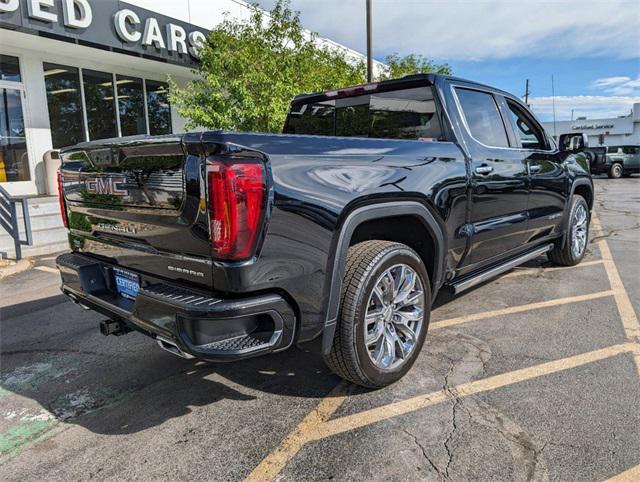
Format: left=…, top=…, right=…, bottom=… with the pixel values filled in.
left=608, top=163, right=623, bottom=178
left=323, top=240, right=431, bottom=388
left=548, top=195, right=589, bottom=266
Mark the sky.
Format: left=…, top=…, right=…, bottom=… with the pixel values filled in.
left=254, top=0, right=640, bottom=121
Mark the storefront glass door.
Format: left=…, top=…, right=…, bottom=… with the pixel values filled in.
left=0, top=86, right=30, bottom=182
left=0, top=54, right=30, bottom=184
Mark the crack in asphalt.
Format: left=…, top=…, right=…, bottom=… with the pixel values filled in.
left=402, top=428, right=447, bottom=480
left=433, top=333, right=550, bottom=482
left=590, top=222, right=640, bottom=244
left=441, top=358, right=459, bottom=480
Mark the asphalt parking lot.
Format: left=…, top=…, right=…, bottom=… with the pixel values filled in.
left=1, top=178, right=639, bottom=481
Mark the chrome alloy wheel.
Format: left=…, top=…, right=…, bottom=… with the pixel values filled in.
left=571, top=204, right=588, bottom=258
left=364, top=264, right=425, bottom=370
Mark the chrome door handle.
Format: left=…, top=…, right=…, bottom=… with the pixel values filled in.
left=530, top=164, right=541, bottom=173
left=475, top=165, right=494, bottom=175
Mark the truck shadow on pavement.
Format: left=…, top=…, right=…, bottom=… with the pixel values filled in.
left=1, top=302, right=344, bottom=437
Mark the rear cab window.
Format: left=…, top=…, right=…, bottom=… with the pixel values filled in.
left=284, top=86, right=444, bottom=141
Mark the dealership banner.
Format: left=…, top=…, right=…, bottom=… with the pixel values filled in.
left=0, top=0, right=208, bottom=67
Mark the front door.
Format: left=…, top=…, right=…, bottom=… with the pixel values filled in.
left=503, top=98, right=566, bottom=242
left=453, top=86, right=529, bottom=270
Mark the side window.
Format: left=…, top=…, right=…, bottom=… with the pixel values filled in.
left=507, top=101, right=547, bottom=150
left=456, top=88, right=509, bottom=148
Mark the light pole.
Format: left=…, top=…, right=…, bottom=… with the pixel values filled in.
left=366, top=0, right=373, bottom=82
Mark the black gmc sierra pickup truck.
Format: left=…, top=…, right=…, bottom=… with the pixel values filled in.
left=56, top=74, right=593, bottom=388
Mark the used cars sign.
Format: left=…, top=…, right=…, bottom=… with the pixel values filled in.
left=0, top=0, right=207, bottom=67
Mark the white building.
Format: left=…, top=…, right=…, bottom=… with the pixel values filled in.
left=541, top=103, right=640, bottom=147
left=0, top=0, right=381, bottom=257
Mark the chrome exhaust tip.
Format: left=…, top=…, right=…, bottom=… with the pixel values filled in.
left=156, top=336, right=195, bottom=359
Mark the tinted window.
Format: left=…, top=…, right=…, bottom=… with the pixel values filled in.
left=507, top=101, right=546, bottom=150
left=43, top=63, right=86, bottom=148
left=285, top=86, right=443, bottom=140
left=117, top=76, right=146, bottom=136
left=456, top=88, right=509, bottom=147
left=607, top=146, right=619, bottom=153
left=83, top=69, right=117, bottom=140
left=0, top=55, right=21, bottom=82
left=622, top=146, right=639, bottom=154
left=146, top=80, right=172, bottom=135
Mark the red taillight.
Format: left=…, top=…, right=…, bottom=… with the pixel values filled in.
left=206, top=160, right=266, bottom=260
left=57, top=169, right=69, bottom=228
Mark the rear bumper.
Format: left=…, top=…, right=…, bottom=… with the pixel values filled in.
left=56, top=252, right=296, bottom=362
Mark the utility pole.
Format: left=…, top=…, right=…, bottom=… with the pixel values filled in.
left=524, top=79, right=530, bottom=106
left=551, top=75, right=557, bottom=137
left=366, top=0, right=373, bottom=82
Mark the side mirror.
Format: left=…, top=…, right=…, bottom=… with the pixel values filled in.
left=559, top=133, right=589, bottom=152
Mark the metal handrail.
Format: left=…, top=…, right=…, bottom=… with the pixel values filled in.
left=0, top=185, right=33, bottom=260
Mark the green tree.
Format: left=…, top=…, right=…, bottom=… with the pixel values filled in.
left=169, top=0, right=366, bottom=133
left=380, top=53, right=452, bottom=80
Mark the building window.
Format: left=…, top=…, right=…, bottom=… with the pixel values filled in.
left=146, top=80, right=172, bottom=135
left=82, top=69, right=117, bottom=141
left=0, top=54, right=21, bottom=82
left=41, top=62, right=173, bottom=150
left=117, top=76, right=146, bottom=137
left=43, top=63, right=86, bottom=149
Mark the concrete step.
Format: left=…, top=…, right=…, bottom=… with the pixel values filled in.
left=1, top=240, right=69, bottom=259
left=1, top=216, right=65, bottom=239
left=0, top=196, right=69, bottom=259
left=0, top=226, right=68, bottom=246
left=21, top=242, right=69, bottom=258
left=0, top=227, right=69, bottom=258
left=12, top=197, right=62, bottom=220
left=21, top=213, right=64, bottom=231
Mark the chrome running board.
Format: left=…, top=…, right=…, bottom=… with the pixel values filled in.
left=449, top=243, right=554, bottom=294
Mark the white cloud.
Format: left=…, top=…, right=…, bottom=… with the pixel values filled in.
left=257, top=0, right=640, bottom=60
left=529, top=95, right=639, bottom=120
left=591, top=76, right=640, bottom=96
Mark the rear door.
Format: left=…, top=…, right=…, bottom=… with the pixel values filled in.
left=452, top=85, right=529, bottom=270
left=623, top=146, right=640, bottom=169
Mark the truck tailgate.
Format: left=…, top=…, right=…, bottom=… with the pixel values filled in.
left=59, top=134, right=213, bottom=290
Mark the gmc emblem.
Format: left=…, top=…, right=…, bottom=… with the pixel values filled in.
left=85, top=177, right=128, bottom=196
